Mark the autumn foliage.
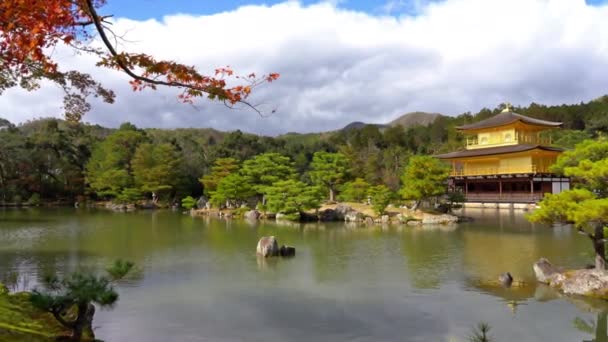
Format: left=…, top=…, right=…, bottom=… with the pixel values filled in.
left=0, top=0, right=279, bottom=121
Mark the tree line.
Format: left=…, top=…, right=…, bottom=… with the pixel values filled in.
left=1, top=96, right=607, bottom=207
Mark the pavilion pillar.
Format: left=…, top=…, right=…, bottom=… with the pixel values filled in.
left=499, top=179, right=502, bottom=200
left=530, top=178, right=534, bottom=201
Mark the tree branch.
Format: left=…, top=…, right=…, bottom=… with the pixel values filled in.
left=83, top=0, right=268, bottom=116
left=73, top=15, right=113, bottom=26
left=578, top=227, right=596, bottom=241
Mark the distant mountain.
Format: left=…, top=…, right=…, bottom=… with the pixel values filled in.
left=387, top=112, right=442, bottom=128
left=341, top=121, right=387, bottom=131
left=339, top=112, right=443, bottom=133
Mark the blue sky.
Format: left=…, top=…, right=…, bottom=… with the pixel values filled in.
left=103, top=0, right=608, bottom=20
left=103, top=0, right=419, bottom=19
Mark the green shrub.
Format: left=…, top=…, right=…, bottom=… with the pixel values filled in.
left=233, top=206, right=251, bottom=217
left=181, top=196, right=197, bottom=210
left=115, top=188, right=142, bottom=204
left=368, top=185, right=393, bottom=216
left=338, top=178, right=370, bottom=202
left=27, top=193, right=41, bottom=206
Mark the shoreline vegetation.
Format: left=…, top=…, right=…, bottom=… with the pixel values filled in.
left=1, top=98, right=607, bottom=215
left=0, top=283, right=68, bottom=341
left=189, top=201, right=460, bottom=225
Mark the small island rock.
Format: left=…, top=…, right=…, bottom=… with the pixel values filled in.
left=279, top=245, right=296, bottom=257
left=421, top=213, right=458, bottom=225
left=498, top=272, right=513, bottom=287
left=256, top=236, right=279, bottom=257
left=533, top=258, right=562, bottom=284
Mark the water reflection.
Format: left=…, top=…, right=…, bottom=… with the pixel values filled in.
left=576, top=311, right=607, bottom=342
left=0, top=207, right=606, bottom=341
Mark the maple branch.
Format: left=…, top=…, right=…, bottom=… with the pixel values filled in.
left=73, top=15, right=113, bottom=27
left=83, top=0, right=273, bottom=116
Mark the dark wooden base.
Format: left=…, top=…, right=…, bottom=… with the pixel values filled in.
left=449, top=174, right=569, bottom=203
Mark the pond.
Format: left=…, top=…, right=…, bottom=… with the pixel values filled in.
left=0, top=208, right=606, bottom=341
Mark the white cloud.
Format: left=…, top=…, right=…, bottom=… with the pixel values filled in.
left=1, top=0, right=608, bottom=135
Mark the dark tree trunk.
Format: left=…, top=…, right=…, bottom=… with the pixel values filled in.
left=594, top=223, right=606, bottom=270
left=70, top=303, right=95, bottom=341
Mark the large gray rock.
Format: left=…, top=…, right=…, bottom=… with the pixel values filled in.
left=559, top=269, right=608, bottom=297
left=244, top=210, right=261, bottom=221
left=533, top=258, right=563, bottom=284
left=335, top=204, right=353, bottom=216
left=381, top=215, right=390, bottom=224
left=344, top=211, right=363, bottom=222
left=319, top=209, right=339, bottom=221
left=256, top=236, right=279, bottom=257
left=196, top=196, right=208, bottom=209
left=499, top=272, right=513, bottom=287
left=421, top=213, right=458, bottom=225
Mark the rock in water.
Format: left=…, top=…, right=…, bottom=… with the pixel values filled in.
left=256, top=236, right=279, bottom=257
left=279, top=245, right=296, bottom=257
left=499, top=272, right=513, bottom=287
left=421, top=213, right=458, bottom=225
left=533, top=258, right=562, bottom=284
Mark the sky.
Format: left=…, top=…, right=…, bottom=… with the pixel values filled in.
left=2, top=0, right=608, bottom=135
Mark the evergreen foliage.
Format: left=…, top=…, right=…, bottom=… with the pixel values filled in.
left=309, top=151, right=350, bottom=202
left=85, top=126, right=146, bottom=198
left=264, top=180, right=323, bottom=219
left=399, top=156, right=450, bottom=208
left=528, top=138, right=608, bottom=269
left=132, top=143, right=182, bottom=195
left=210, top=173, right=255, bottom=208
left=368, top=185, right=393, bottom=215
left=338, top=178, right=371, bottom=202
left=199, top=158, right=239, bottom=195
left=181, top=196, right=197, bottom=210
left=30, top=260, right=134, bottom=341
left=240, top=152, right=296, bottom=200
left=2, top=98, right=608, bottom=206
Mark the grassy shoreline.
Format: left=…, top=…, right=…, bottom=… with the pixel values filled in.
left=0, top=283, right=67, bottom=341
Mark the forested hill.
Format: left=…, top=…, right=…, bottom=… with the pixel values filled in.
left=1, top=96, right=607, bottom=203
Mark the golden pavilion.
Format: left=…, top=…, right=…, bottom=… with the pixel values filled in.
left=435, top=107, right=570, bottom=203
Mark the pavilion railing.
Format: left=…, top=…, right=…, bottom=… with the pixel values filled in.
left=466, top=134, right=552, bottom=149
left=463, top=192, right=544, bottom=203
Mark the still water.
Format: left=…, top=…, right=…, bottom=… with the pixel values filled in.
left=0, top=208, right=606, bottom=341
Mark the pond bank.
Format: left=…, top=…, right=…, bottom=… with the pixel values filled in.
left=534, top=258, right=608, bottom=300
left=0, top=284, right=67, bottom=341
left=190, top=202, right=460, bottom=225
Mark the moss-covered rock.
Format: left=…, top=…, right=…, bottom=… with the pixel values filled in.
left=0, top=283, right=68, bottom=341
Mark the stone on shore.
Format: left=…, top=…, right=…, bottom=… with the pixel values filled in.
left=244, top=210, right=261, bottom=221
left=533, top=258, right=608, bottom=300
left=533, top=258, right=563, bottom=284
